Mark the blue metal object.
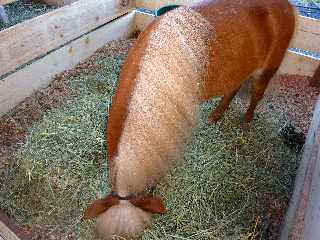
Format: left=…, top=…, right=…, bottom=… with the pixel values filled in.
left=155, top=5, right=181, bottom=17
left=136, top=5, right=181, bottom=18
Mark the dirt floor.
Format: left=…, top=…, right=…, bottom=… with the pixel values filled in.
left=0, top=38, right=319, bottom=240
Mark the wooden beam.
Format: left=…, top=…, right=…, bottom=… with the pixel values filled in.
left=0, top=211, right=31, bottom=240
left=281, top=96, right=320, bottom=240
left=0, top=221, right=20, bottom=240
left=291, top=16, right=320, bottom=53
left=0, top=0, right=17, bottom=5
left=0, top=0, right=133, bottom=77
left=0, top=12, right=135, bottom=116
left=278, top=51, right=320, bottom=77
left=291, top=30, right=320, bottom=54
left=298, top=16, right=320, bottom=36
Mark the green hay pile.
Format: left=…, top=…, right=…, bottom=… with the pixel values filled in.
left=0, top=43, right=299, bottom=239
left=0, top=1, right=56, bottom=31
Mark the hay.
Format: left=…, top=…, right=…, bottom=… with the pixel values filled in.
left=0, top=0, right=56, bottom=31
left=0, top=39, right=300, bottom=239
left=141, top=106, right=298, bottom=240
left=1, top=51, right=127, bottom=239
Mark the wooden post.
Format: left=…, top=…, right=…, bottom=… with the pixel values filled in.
left=281, top=96, right=320, bottom=240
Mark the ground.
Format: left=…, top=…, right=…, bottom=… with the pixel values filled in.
left=0, top=38, right=319, bottom=240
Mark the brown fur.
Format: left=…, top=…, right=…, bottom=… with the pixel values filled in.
left=85, top=1, right=297, bottom=239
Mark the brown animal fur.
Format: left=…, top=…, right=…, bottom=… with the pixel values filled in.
left=84, top=0, right=297, bottom=239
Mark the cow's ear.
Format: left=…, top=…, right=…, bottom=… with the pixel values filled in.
left=83, top=195, right=119, bottom=220
left=130, top=196, right=166, bottom=214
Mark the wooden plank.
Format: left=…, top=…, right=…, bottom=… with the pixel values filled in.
left=278, top=51, right=320, bottom=77
left=0, top=0, right=17, bottom=5
left=298, top=16, right=320, bottom=36
left=0, top=221, right=20, bottom=240
left=0, top=12, right=135, bottom=116
left=291, top=30, right=320, bottom=53
left=0, top=211, right=31, bottom=240
left=290, top=16, right=320, bottom=53
left=281, top=96, right=320, bottom=240
left=0, top=0, right=133, bottom=78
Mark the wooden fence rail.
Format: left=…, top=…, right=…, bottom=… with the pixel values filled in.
left=281, top=96, right=320, bottom=240
left=0, top=0, right=135, bottom=116
left=0, top=0, right=133, bottom=77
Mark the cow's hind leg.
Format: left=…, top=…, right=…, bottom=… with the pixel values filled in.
left=208, top=87, right=240, bottom=123
left=242, top=69, right=277, bottom=125
left=242, top=17, right=295, bottom=126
